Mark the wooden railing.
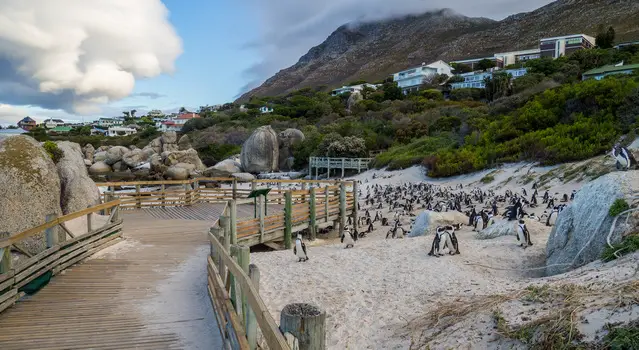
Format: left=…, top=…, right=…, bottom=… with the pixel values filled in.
left=208, top=206, right=291, bottom=350
left=0, top=200, right=123, bottom=313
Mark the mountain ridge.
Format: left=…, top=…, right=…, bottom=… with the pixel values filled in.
left=238, top=0, right=639, bottom=101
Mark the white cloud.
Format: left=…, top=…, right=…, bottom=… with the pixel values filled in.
left=241, top=0, right=554, bottom=92
left=0, top=104, right=77, bottom=125
left=0, top=0, right=182, bottom=114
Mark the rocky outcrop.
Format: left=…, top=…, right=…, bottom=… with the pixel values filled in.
left=241, top=126, right=279, bottom=174
left=408, top=210, right=468, bottom=237
left=148, top=137, right=163, bottom=154
left=164, top=149, right=206, bottom=171
left=178, top=134, right=192, bottom=151
left=232, top=173, right=256, bottom=181
left=203, top=166, right=232, bottom=178
left=105, top=146, right=130, bottom=165
left=83, top=143, right=95, bottom=163
left=475, top=219, right=547, bottom=240
left=546, top=172, right=639, bottom=276
left=93, top=151, right=107, bottom=163
left=89, top=161, right=112, bottom=175
left=161, top=131, right=178, bottom=152
left=55, top=142, right=100, bottom=214
left=347, top=92, right=363, bottom=110
left=122, top=148, right=154, bottom=168
left=0, top=136, right=63, bottom=255
left=213, top=159, right=242, bottom=174
left=165, top=166, right=189, bottom=180
left=278, top=128, right=305, bottom=172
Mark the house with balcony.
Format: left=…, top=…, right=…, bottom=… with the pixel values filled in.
left=539, top=34, right=595, bottom=59
left=493, top=49, right=541, bottom=66
left=17, top=117, right=37, bottom=131
left=450, top=68, right=529, bottom=90
left=450, top=56, right=504, bottom=70
left=259, top=106, right=274, bottom=114
left=107, top=126, right=138, bottom=137
left=96, top=118, right=122, bottom=128
left=330, top=83, right=380, bottom=96
left=42, top=118, right=66, bottom=129
left=174, top=113, right=200, bottom=126
left=392, top=60, right=454, bottom=94
left=582, top=63, right=639, bottom=80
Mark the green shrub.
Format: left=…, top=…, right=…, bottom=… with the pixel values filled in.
left=603, top=321, right=639, bottom=350
left=480, top=175, right=495, bottom=184
left=372, top=134, right=456, bottom=170
left=601, top=235, right=639, bottom=262
left=43, top=141, right=63, bottom=164
left=609, top=199, right=630, bottom=217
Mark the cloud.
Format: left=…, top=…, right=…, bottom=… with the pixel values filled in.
left=241, top=0, right=554, bottom=93
left=0, top=0, right=182, bottom=115
left=0, top=104, right=76, bottom=125
left=129, top=92, right=167, bottom=100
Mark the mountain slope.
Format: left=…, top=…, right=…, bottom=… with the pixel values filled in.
left=239, top=0, right=639, bottom=100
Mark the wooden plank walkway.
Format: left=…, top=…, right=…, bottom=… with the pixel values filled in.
left=0, top=205, right=231, bottom=350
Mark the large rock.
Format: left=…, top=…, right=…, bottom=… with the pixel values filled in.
left=408, top=210, right=468, bottom=237
left=55, top=142, right=100, bottom=214
left=164, top=148, right=205, bottom=170
left=0, top=136, right=63, bottom=255
left=89, top=161, right=112, bottom=175
left=105, top=146, right=130, bottom=165
left=178, top=134, right=192, bottom=150
left=203, top=166, right=232, bottom=178
left=546, top=172, right=639, bottom=276
left=161, top=131, right=178, bottom=152
left=150, top=154, right=167, bottom=174
left=278, top=128, right=305, bottom=171
left=213, top=159, right=242, bottom=174
left=347, top=91, right=363, bottom=110
left=112, top=161, right=129, bottom=172
left=241, top=125, right=279, bottom=174
left=96, top=146, right=110, bottom=152
left=122, top=148, right=155, bottom=168
left=232, top=172, right=256, bottom=182
left=165, top=166, right=189, bottom=180
left=475, top=219, right=547, bottom=240
left=83, top=143, right=95, bottom=163
left=93, top=151, right=107, bottom=163
left=148, top=137, right=162, bottom=154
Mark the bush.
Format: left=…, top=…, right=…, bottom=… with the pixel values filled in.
left=601, top=235, right=639, bottom=262
left=450, top=88, right=485, bottom=101
left=480, top=175, right=495, bottom=183
left=609, top=198, right=630, bottom=217
left=602, top=321, right=639, bottom=349
left=43, top=141, right=63, bottom=164
left=372, top=134, right=456, bottom=170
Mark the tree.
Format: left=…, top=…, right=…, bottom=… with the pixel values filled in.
left=476, top=59, right=496, bottom=71
left=596, top=26, right=616, bottom=49
left=484, top=72, right=512, bottom=101
left=382, top=82, right=403, bottom=101
left=448, top=75, right=466, bottom=83
left=451, top=63, right=473, bottom=74
left=179, top=107, right=188, bottom=114
left=130, top=109, right=137, bottom=118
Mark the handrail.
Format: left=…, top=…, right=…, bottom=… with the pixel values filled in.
left=0, top=200, right=121, bottom=249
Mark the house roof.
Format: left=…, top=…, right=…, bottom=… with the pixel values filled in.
left=19, top=117, right=36, bottom=123
left=583, top=64, right=639, bottom=76
left=176, top=113, right=200, bottom=120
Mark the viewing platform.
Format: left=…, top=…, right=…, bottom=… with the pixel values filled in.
left=308, top=156, right=372, bottom=179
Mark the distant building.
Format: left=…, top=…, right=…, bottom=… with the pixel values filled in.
left=97, top=118, right=122, bottom=127
left=173, top=113, right=200, bottom=127
left=331, top=83, right=379, bottom=96
left=259, top=106, right=274, bottom=114
left=450, top=56, right=504, bottom=70
left=539, top=34, right=595, bottom=59
left=107, top=126, right=138, bottom=137
left=17, top=117, right=37, bottom=131
left=43, top=118, right=66, bottom=129
left=614, top=41, right=639, bottom=50
left=582, top=63, right=639, bottom=81
left=159, top=121, right=181, bottom=132
left=493, top=49, right=541, bottom=66
left=147, top=109, right=165, bottom=118
left=392, top=60, right=454, bottom=94
left=450, top=68, right=528, bottom=90
left=47, top=126, right=72, bottom=135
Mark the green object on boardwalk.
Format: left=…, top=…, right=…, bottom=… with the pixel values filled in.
left=248, top=188, right=271, bottom=217
left=19, top=271, right=53, bottom=295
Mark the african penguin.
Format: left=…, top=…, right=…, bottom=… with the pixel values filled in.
left=293, top=234, right=309, bottom=262
left=341, top=226, right=356, bottom=249
left=516, top=219, right=533, bottom=248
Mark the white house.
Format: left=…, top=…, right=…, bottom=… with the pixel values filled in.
left=259, top=106, right=274, bottom=114
left=450, top=68, right=529, bottom=90
left=493, top=49, right=541, bottom=66
left=159, top=121, right=181, bottom=132
left=107, top=126, right=137, bottom=137
left=392, top=60, right=454, bottom=94
left=97, top=118, right=122, bottom=127
left=173, top=112, right=200, bottom=126
left=330, top=83, right=380, bottom=96
left=42, top=118, right=65, bottom=129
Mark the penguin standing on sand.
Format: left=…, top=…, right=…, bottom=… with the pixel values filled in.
left=428, top=226, right=450, bottom=257
left=516, top=220, right=533, bottom=248
left=293, top=234, right=309, bottom=262
left=341, top=226, right=356, bottom=249
left=612, top=144, right=636, bottom=170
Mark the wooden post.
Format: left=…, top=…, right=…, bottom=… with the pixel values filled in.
left=136, top=184, right=141, bottom=208
left=230, top=199, right=237, bottom=245
left=161, top=184, right=166, bottom=207
left=219, top=216, right=231, bottom=284
left=232, top=178, right=238, bottom=199
left=247, top=264, right=260, bottom=350
left=339, top=182, right=346, bottom=237
left=324, top=186, right=329, bottom=223
left=251, top=180, right=257, bottom=191
left=194, top=179, right=200, bottom=204
left=258, top=195, right=265, bottom=243
left=352, top=181, right=358, bottom=233
left=341, top=158, right=345, bottom=178
left=0, top=247, right=11, bottom=274
left=277, top=183, right=282, bottom=205
left=45, top=213, right=58, bottom=248
left=112, top=204, right=120, bottom=222
left=309, top=187, right=317, bottom=240
left=280, top=303, right=326, bottom=350
left=284, top=190, right=292, bottom=249
left=232, top=245, right=250, bottom=328
left=229, top=246, right=240, bottom=313
left=210, top=227, right=221, bottom=268
left=301, top=182, right=307, bottom=203
left=183, top=183, right=190, bottom=206
left=327, top=159, right=330, bottom=180
left=87, top=207, right=93, bottom=233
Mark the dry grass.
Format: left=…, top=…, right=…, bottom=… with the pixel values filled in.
left=401, top=281, right=639, bottom=350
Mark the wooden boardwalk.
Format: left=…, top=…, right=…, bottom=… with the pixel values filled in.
left=0, top=204, right=234, bottom=350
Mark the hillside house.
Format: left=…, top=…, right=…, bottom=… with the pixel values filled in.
left=392, top=60, right=454, bottom=94
left=450, top=56, right=504, bottom=70
left=97, top=118, right=122, bottom=128
left=107, top=126, right=138, bottom=137
left=174, top=113, right=200, bottom=126
left=259, top=106, right=274, bottom=114
left=42, top=118, right=66, bottom=129
left=539, top=34, right=595, bottom=59
left=450, top=68, right=528, bottom=89
left=614, top=41, right=639, bottom=49
left=331, top=83, right=379, bottom=96
left=493, top=49, right=541, bottom=66
left=582, top=63, right=639, bottom=80
left=17, top=117, right=37, bottom=131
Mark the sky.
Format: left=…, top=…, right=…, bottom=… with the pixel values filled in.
left=0, top=0, right=555, bottom=125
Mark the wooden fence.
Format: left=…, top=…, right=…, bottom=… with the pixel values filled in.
left=0, top=200, right=123, bottom=313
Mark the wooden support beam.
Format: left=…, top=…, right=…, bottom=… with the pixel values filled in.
left=258, top=196, right=265, bottom=243
left=324, top=186, right=329, bottom=223
left=352, top=181, right=358, bottom=233
left=284, top=191, right=292, bottom=249
left=45, top=214, right=58, bottom=248
left=232, top=179, right=238, bottom=199
left=309, top=187, right=317, bottom=240
left=0, top=247, right=11, bottom=274
left=136, top=185, right=142, bottom=209
left=230, top=200, right=238, bottom=245
left=219, top=215, right=231, bottom=285
left=247, top=264, right=260, bottom=350
left=237, top=246, right=250, bottom=332
left=161, top=184, right=166, bottom=207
